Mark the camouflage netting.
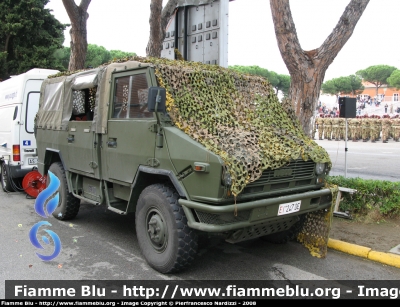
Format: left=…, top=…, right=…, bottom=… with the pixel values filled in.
left=139, top=56, right=337, bottom=258
left=134, top=56, right=332, bottom=196
left=49, top=56, right=336, bottom=257
left=296, top=184, right=338, bottom=258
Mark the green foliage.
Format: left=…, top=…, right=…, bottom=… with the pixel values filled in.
left=109, top=49, right=136, bottom=61
left=53, top=47, right=70, bottom=70
left=0, top=0, right=66, bottom=80
left=52, top=45, right=137, bottom=71
left=85, top=44, right=111, bottom=68
left=326, top=176, right=400, bottom=217
left=333, top=76, right=353, bottom=94
left=387, top=69, right=400, bottom=90
left=348, top=74, right=364, bottom=95
left=276, top=74, right=291, bottom=97
left=321, top=79, right=337, bottom=95
left=229, top=65, right=290, bottom=97
left=321, top=75, right=364, bottom=96
left=356, top=65, right=397, bottom=90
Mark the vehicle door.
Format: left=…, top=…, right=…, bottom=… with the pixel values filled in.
left=20, top=79, right=43, bottom=167
left=102, top=68, right=157, bottom=184
left=65, top=88, right=99, bottom=178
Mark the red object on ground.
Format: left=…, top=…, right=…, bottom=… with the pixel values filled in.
left=22, top=171, right=47, bottom=198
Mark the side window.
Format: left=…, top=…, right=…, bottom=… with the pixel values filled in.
left=112, top=73, right=152, bottom=119
left=26, top=92, right=40, bottom=133
left=71, top=87, right=96, bottom=121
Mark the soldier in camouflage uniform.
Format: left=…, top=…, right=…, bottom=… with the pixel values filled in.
left=369, top=115, right=380, bottom=142
left=382, top=115, right=392, bottom=143
left=312, top=116, right=317, bottom=140
left=377, top=115, right=383, bottom=140
left=348, top=117, right=357, bottom=141
left=316, top=115, right=324, bottom=140
left=392, top=115, right=400, bottom=142
left=332, top=117, right=340, bottom=141
left=390, top=116, right=395, bottom=139
left=361, top=115, right=371, bottom=142
left=338, top=117, right=346, bottom=140
left=354, top=116, right=362, bottom=141
left=324, top=116, right=333, bottom=140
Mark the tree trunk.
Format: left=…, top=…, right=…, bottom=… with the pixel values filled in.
left=146, top=0, right=163, bottom=57
left=4, top=34, right=11, bottom=52
left=62, top=0, right=91, bottom=71
left=146, top=0, right=179, bottom=58
left=270, top=0, right=369, bottom=136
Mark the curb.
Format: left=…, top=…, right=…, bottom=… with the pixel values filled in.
left=327, top=238, right=400, bottom=269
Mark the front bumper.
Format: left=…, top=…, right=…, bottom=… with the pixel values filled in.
left=179, top=188, right=333, bottom=233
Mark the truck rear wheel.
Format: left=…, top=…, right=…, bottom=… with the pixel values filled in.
left=48, top=162, right=80, bottom=220
left=262, top=214, right=306, bottom=244
left=135, top=183, right=198, bottom=273
left=1, top=163, right=15, bottom=192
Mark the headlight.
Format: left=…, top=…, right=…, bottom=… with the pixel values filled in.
left=221, top=166, right=232, bottom=186
left=315, top=163, right=326, bottom=175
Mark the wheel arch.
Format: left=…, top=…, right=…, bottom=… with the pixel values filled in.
left=127, top=166, right=188, bottom=213
left=42, top=149, right=67, bottom=176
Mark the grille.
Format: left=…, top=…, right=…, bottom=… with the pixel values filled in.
left=247, top=159, right=315, bottom=187
left=195, top=210, right=252, bottom=225
left=225, top=215, right=300, bottom=243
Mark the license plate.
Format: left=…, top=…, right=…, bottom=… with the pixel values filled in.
left=28, top=158, right=37, bottom=165
left=278, top=200, right=301, bottom=216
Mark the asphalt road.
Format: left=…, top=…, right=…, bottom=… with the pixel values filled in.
left=1, top=189, right=400, bottom=299
left=315, top=138, right=400, bottom=181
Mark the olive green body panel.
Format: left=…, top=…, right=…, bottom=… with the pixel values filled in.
left=66, top=121, right=99, bottom=177
left=37, top=129, right=70, bottom=176
left=102, top=119, right=157, bottom=183
left=163, top=127, right=225, bottom=202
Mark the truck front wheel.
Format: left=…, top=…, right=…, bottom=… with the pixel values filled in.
left=1, top=163, right=15, bottom=192
left=135, top=184, right=198, bottom=273
left=48, top=162, right=80, bottom=220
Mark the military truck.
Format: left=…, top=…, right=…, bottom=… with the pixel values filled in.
left=35, top=58, right=333, bottom=274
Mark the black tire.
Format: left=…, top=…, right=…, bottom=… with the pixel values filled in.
left=48, top=162, right=80, bottom=220
left=135, top=183, right=198, bottom=274
left=1, top=163, right=15, bottom=192
left=262, top=214, right=306, bottom=244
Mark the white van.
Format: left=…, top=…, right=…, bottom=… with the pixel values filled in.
left=0, top=68, right=59, bottom=192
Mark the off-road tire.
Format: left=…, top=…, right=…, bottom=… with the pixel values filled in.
left=262, top=214, right=306, bottom=244
left=1, top=163, right=15, bottom=192
left=135, top=183, right=198, bottom=274
left=48, top=162, right=80, bottom=220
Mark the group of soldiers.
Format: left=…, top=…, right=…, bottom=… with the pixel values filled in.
left=313, top=114, right=400, bottom=143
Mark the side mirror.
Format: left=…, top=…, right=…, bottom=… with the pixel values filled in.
left=147, top=87, right=166, bottom=113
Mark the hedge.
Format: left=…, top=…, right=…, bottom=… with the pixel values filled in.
left=326, top=176, right=400, bottom=217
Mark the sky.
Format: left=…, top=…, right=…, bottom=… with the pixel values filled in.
left=45, top=0, right=400, bottom=82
